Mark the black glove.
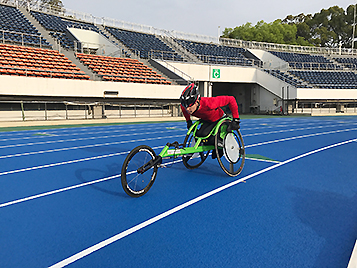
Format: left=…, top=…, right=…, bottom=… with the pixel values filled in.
left=186, top=120, right=193, bottom=130
left=227, top=118, right=240, bottom=132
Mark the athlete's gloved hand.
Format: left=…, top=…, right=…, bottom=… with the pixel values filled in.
left=227, top=118, right=240, bottom=132
left=186, top=120, right=193, bottom=130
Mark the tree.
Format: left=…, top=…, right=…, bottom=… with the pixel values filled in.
left=223, top=5, right=357, bottom=48
left=345, top=4, right=357, bottom=48
left=222, top=19, right=303, bottom=45
left=26, top=0, right=64, bottom=13
left=306, top=6, right=348, bottom=47
left=41, top=0, right=64, bottom=11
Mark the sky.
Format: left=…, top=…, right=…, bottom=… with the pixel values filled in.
left=61, top=0, right=355, bottom=37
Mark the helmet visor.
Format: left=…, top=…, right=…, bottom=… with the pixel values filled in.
left=181, top=95, right=196, bottom=108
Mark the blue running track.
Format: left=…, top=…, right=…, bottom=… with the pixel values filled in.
left=0, top=116, right=356, bottom=268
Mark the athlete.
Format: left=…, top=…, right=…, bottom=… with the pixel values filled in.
left=180, top=83, right=240, bottom=158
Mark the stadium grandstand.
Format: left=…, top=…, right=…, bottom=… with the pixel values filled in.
left=0, top=0, right=357, bottom=122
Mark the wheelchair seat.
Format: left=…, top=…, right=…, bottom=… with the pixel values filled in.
left=195, top=120, right=217, bottom=138
left=195, top=120, right=220, bottom=145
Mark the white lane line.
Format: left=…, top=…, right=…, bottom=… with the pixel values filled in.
left=49, top=138, right=357, bottom=268
left=0, top=129, right=183, bottom=149
left=243, top=121, right=352, bottom=133
left=246, top=157, right=280, bottom=163
left=0, top=134, right=183, bottom=160
left=0, top=124, right=347, bottom=159
left=245, top=127, right=357, bottom=148
left=0, top=120, right=345, bottom=148
left=243, top=123, right=357, bottom=137
left=0, top=143, right=167, bottom=177
left=0, top=124, right=171, bottom=142
left=0, top=152, right=127, bottom=177
left=0, top=155, right=176, bottom=209
left=348, top=240, right=357, bottom=268
left=0, top=175, right=120, bottom=208
left=1, top=127, right=356, bottom=177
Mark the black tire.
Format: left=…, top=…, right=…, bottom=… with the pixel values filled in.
left=121, top=145, right=158, bottom=197
left=182, top=132, right=210, bottom=169
left=215, top=119, right=245, bottom=177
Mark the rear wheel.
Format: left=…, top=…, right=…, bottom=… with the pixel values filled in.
left=121, top=145, right=158, bottom=197
left=215, top=120, right=245, bottom=177
left=182, top=132, right=210, bottom=169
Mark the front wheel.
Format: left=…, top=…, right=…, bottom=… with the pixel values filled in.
left=121, top=145, right=158, bottom=197
left=215, top=120, right=245, bottom=177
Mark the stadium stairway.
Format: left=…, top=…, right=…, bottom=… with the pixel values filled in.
left=18, top=7, right=99, bottom=81
left=148, top=58, right=189, bottom=85
left=100, top=25, right=179, bottom=85
left=17, top=7, right=58, bottom=49
left=97, top=25, right=131, bottom=58
left=325, top=55, right=352, bottom=71
left=140, top=58, right=179, bottom=85
left=159, top=35, right=200, bottom=63
left=279, top=70, right=312, bottom=88
left=12, top=7, right=188, bottom=84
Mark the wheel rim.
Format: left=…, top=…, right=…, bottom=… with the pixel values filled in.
left=215, top=121, right=245, bottom=177
left=122, top=147, right=157, bottom=196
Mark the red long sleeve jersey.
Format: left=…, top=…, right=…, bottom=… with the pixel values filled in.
left=181, top=96, right=239, bottom=122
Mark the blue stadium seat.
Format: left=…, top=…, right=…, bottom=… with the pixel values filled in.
left=289, top=70, right=357, bottom=89
left=0, top=5, right=51, bottom=47
left=333, top=57, right=357, bottom=70
left=106, top=27, right=183, bottom=60
left=263, top=69, right=312, bottom=88
left=31, top=11, right=102, bottom=50
left=269, top=51, right=341, bottom=70
left=176, top=39, right=254, bottom=66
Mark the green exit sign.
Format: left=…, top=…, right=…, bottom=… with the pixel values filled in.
left=212, top=69, right=220, bottom=79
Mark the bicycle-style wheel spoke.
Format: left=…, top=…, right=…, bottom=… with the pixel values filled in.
left=182, top=132, right=210, bottom=169
left=121, top=145, right=158, bottom=197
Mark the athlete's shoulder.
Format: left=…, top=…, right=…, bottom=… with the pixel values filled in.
left=199, top=96, right=210, bottom=104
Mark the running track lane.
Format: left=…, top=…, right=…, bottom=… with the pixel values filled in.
left=49, top=137, right=357, bottom=268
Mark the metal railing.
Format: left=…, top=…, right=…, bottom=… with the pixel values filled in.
left=148, top=50, right=185, bottom=62
left=2, top=0, right=357, bottom=56
left=3, top=0, right=356, bottom=57
left=264, top=61, right=346, bottom=71
left=292, top=101, right=357, bottom=115
left=196, top=54, right=262, bottom=67
left=0, top=100, right=182, bottom=122
left=0, top=66, right=87, bottom=79
left=220, top=38, right=357, bottom=56
left=150, top=57, right=195, bottom=83
left=0, top=29, right=51, bottom=48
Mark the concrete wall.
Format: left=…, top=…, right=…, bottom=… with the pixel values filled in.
left=259, top=87, right=281, bottom=112
left=162, top=61, right=296, bottom=99
left=68, top=28, right=119, bottom=56
left=0, top=107, right=176, bottom=121
left=297, top=88, right=357, bottom=100
left=255, top=68, right=297, bottom=99
left=162, top=61, right=256, bottom=83
left=0, top=75, right=184, bottom=99
left=248, top=49, right=288, bottom=69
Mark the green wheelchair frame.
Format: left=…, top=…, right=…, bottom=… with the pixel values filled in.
left=121, top=116, right=245, bottom=197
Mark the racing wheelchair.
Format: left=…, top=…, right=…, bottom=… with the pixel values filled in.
left=121, top=116, right=245, bottom=197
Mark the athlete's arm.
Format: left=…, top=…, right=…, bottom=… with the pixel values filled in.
left=210, top=96, right=239, bottom=119
left=181, top=104, right=193, bottom=129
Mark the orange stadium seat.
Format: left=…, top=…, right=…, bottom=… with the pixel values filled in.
left=75, top=53, right=171, bottom=84
left=0, top=44, right=89, bottom=80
